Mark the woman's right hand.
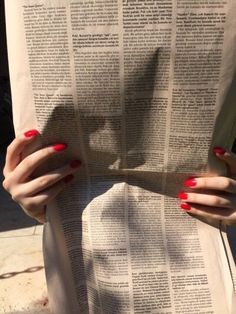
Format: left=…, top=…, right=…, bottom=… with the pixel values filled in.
left=2, top=129, right=82, bottom=223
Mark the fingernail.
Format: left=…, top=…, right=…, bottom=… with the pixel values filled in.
left=180, top=203, right=191, bottom=211
left=63, top=174, right=74, bottom=183
left=24, top=129, right=40, bottom=138
left=213, top=147, right=226, bottom=155
left=184, top=178, right=197, bottom=187
left=53, top=143, right=68, bottom=152
left=70, top=160, right=82, bottom=169
left=178, top=191, right=188, bottom=200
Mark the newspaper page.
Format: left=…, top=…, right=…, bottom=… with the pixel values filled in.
left=5, top=0, right=236, bottom=313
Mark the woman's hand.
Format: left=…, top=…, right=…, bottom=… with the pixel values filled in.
left=178, top=147, right=236, bottom=225
left=2, top=129, right=82, bottom=223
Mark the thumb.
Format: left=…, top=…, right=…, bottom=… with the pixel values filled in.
left=213, top=147, right=236, bottom=175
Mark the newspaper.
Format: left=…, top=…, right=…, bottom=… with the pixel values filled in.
left=4, top=0, right=236, bottom=313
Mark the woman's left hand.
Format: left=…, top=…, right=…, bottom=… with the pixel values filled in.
left=178, top=147, right=236, bottom=225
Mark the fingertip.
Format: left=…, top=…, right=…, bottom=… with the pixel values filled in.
left=183, top=177, right=197, bottom=187
left=52, top=143, right=68, bottom=152
left=213, top=147, right=226, bottom=156
left=180, top=202, right=192, bottom=211
left=178, top=191, right=188, bottom=200
left=213, top=148, right=235, bottom=162
left=24, top=129, right=40, bottom=138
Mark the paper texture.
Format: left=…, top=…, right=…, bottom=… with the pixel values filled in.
left=5, top=0, right=236, bottom=313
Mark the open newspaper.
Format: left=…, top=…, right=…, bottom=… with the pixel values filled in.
left=5, top=0, right=236, bottom=313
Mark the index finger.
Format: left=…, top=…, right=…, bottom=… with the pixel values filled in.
left=3, top=129, right=40, bottom=176
left=184, top=176, right=236, bottom=194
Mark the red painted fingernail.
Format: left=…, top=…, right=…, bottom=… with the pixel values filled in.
left=53, top=143, right=68, bottom=152
left=180, top=203, right=191, bottom=211
left=184, top=178, right=197, bottom=187
left=70, top=160, right=82, bottom=169
left=213, top=147, right=226, bottom=155
left=63, top=174, right=74, bottom=183
left=178, top=191, right=188, bottom=200
left=24, top=129, right=40, bottom=138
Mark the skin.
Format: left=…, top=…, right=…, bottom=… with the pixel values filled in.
left=2, top=129, right=236, bottom=225
left=179, top=151, right=236, bottom=225
left=2, top=130, right=81, bottom=223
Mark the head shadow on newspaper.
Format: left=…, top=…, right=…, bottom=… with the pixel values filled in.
left=38, top=57, right=236, bottom=298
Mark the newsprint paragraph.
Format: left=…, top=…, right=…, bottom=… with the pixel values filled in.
left=4, top=0, right=236, bottom=313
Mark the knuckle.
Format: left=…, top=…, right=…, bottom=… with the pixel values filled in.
left=38, top=176, right=50, bottom=189
left=21, top=156, right=35, bottom=170
left=11, top=190, right=24, bottom=202
left=200, top=177, right=208, bottom=188
left=211, top=195, right=221, bottom=206
left=189, top=193, right=197, bottom=203
left=24, top=147, right=52, bottom=168
left=11, top=193, right=19, bottom=202
left=2, top=178, right=9, bottom=191
left=221, top=177, right=231, bottom=190
left=2, top=176, right=15, bottom=193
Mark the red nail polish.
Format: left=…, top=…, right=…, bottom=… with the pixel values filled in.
left=70, top=160, right=82, bottom=169
left=213, top=147, right=226, bottom=155
left=24, top=129, right=40, bottom=138
left=184, top=178, right=197, bottom=187
left=53, top=143, right=68, bottom=152
left=63, top=174, right=74, bottom=183
left=180, top=203, right=191, bottom=211
left=178, top=191, right=188, bottom=200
